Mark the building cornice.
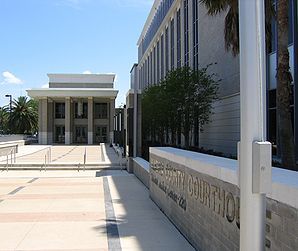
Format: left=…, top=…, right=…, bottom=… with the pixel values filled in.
left=27, top=88, right=118, bottom=99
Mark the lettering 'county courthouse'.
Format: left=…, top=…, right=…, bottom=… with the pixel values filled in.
left=134, top=0, right=297, bottom=158
left=27, top=74, right=118, bottom=145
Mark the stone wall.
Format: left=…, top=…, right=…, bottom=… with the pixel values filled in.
left=149, top=147, right=298, bottom=251
left=266, top=199, right=298, bottom=251
left=132, top=157, right=150, bottom=189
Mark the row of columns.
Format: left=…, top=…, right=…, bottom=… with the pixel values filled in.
left=38, top=97, right=115, bottom=145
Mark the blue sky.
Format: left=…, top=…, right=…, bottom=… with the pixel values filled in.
left=0, top=0, right=153, bottom=107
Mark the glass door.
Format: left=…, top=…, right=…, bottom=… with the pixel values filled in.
left=75, top=126, right=87, bottom=144
left=55, top=126, right=65, bottom=143
left=95, top=126, right=107, bottom=143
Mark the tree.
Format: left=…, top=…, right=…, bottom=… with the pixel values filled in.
left=0, top=107, right=8, bottom=134
left=200, top=0, right=296, bottom=169
left=10, top=96, right=38, bottom=134
left=142, top=66, right=218, bottom=155
left=276, top=0, right=296, bottom=169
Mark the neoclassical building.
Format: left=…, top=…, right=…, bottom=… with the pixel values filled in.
left=27, top=74, right=118, bottom=145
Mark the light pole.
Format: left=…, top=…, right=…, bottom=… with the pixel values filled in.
left=5, top=94, right=12, bottom=134
left=239, top=1, right=272, bottom=250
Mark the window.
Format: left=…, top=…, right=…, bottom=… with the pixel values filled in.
left=153, top=46, right=156, bottom=84
left=157, top=40, right=160, bottom=81
left=170, top=18, right=175, bottom=69
left=161, top=34, right=164, bottom=79
left=165, top=27, right=169, bottom=73
left=177, top=9, right=181, bottom=68
left=141, top=0, right=175, bottom=57
left=95, top=103, right=108, bottom=119
left=55, top=126, right=65, bottom=143
left=193, top=0, right=199, bottom=70
left=184, top=0, right=189, bottom=66
left=74, top=102, right=88, bottom=119
left=55, top=103, right=65, bottom=119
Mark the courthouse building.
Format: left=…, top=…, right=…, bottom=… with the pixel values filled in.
left=27, top=74, right=118, bottom=145
left=135, top=0, right=298, bottom=157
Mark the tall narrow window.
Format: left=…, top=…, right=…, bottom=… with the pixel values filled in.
left=153, top=46, right=156, bottom=84
left=170, top=18, right=175, bottom=69
left=177, top=9, right=181, bottom=68
left=161, top=34, right=164, bottom=79
left=157, top=40, right=160, bottom=82
left=55, top=103, right=65, bottom=119
left=150, top=50, right=153, bottom=85
left=193, top=0, right=199, bottom=70
left=184, top=0, right=189, bottom=66
left=165, top=27, right=169, bottom=73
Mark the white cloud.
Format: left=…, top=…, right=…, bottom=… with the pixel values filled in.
left=42, top=83, right=49, bottom=88
left=83, top=70, right=92, bottom=74
left=1, top=71, right=23, bottom=85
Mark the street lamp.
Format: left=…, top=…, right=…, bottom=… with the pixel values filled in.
left=5, top=94, right=12, bottom=134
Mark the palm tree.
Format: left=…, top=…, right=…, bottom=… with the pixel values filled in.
left=276, top=0, right=296, bottom=169
left=10, top=96, right=38, bottom=134
left=0, top=107, right=8, bottom=134
left=200, top=0, right=296, bottom=169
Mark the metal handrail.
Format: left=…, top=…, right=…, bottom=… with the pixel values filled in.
left=6, top=148, right=15, bottom=171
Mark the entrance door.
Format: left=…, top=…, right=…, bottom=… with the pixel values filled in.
left=55, top=126, right=65, bottom=143
left=75, top=126, right=87, bottom=144
left=95, top=126, right=107, bottom=143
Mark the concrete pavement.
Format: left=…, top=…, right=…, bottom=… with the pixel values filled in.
left=0, top=170, right=195, bottom=251
left=0, top=144, right=126, bottom=169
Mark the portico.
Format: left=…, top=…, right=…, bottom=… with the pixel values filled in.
left=27, top=74, right=118, bottom=145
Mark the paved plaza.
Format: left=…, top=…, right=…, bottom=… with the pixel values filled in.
left=0, top=170, right=194, bottom=251
left=0, top=144, right=126, bottom=168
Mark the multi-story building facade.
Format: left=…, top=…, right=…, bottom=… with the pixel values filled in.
left=136, top=0, right=297, bottom=158
left=27, top=74, right=118, bottom=145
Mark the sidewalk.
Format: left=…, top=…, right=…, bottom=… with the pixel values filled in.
left=0, top=170, right=194, bottom=251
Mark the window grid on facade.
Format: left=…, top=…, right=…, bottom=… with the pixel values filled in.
left=193, top=0, right=199, bottom=70
left=184, top=0, right=189, bottom=66
left=170, top=19, right=175, bottom=69
left=177, top=9, right=182, bottom=68
left=140, top=0, right=175, bottom=57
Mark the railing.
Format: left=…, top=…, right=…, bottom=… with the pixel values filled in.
left=78, top=148, right=87, bottom=172
left=6, top=148, right=16, bottom=171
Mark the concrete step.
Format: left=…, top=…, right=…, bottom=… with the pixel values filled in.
left=0, top=166, right=126, bottom=171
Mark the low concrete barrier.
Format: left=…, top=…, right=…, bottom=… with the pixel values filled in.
left=149, top=147, right=298, bottom=251
left=0, top=135, right=24, bottom=142
left=132, top=157, right=150, bottom=189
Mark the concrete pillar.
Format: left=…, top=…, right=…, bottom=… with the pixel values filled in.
left=65, top=97, right=71, bottom=145
left=88, top=97, right=93, bottom=144
left=47, top=99, right=53, bottom=144
left=38, top=98, right=48, bottom=145
left=109, top=99, right=115, bottom=144
left=239, top=1, right=268, bottom=250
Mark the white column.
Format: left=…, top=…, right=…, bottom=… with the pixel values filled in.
left=39, top=98, right=48, bottom=145
left=88, top=97, right=93, bottom=144
left=109, top=99, right=115, bottom=144
left=65, top=97, right=71, bottom=145
left=239, top=1, right=267, bottom=250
